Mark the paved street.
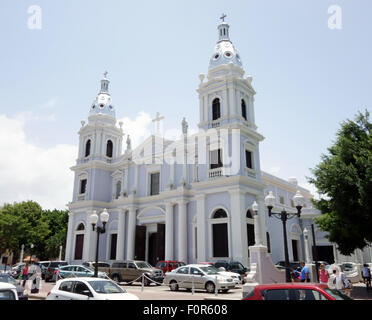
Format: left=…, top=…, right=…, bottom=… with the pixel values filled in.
left=26, top=279, right=372, bottom=300
left=26, top=279, right=243, bottom=300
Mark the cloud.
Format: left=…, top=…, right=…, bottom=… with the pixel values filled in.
left=0, top=114, right=76, bottom=210
left=118, top=111, right=153, bottom=148
left=42, top=97, right=58, bottom=109
left=268, top=166, right=281, bottom=174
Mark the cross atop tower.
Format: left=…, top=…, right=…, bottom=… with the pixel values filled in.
left=103, top=71, right=108, bottom=78
left=152, top=112, right=164, bottom=136
left=220, top=13, right=227, bottom=22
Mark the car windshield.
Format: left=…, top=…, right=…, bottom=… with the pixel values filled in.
left=0, top=276, right=16, bottom=285
left=231, top=263, right=245, bottom=270
left=88, top=281, right=125, bottom=294
left=324, top=288, right=353, bottom=300
left=136, top=262, right=152, bottom=269
left=199, top=266, right=219, bottom=275
left=342, top=264, right=355, bottom=272
left=86, top=267, right=94, bottom=272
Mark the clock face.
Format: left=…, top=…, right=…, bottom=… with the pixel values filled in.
left=100, top=104, right=104, bottom=108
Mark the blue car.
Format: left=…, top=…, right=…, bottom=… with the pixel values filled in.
left=55, top=265, right=108, bottom=281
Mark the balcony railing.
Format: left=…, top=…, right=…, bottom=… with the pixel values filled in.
left=208, top=167, right=223, bottom=179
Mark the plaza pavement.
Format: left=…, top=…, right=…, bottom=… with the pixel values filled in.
left=26, top=280, right=372, bottom=300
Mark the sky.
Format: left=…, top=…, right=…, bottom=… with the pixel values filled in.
left=0, top=0, right=371, bottom=209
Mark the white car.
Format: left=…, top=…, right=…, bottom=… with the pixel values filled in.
left=46, top=277, right=139, bottom=300
left=164, top=264, right=236, bottom=293
left=217, top=270, right=242, bottom=285
left=0, top=282, right=18, bottom=300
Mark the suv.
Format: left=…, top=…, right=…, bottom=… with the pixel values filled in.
left=101, top=260, right=164, bottom=286
left=45, top=261, right=68, bottom=282
left=82, top=261, right=111, bottom=269
left=155, top=261, right=185, bottom=274
left=214, top=260, right=249, bottom=282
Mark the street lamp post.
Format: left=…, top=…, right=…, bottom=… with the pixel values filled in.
left=264, top=191, right=305, bottom=282
left=89, top=209, right=109, bottom=278
left=29, top=244, right=34, bottom=264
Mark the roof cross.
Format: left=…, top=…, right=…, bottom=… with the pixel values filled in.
left=152, top=112, right=165, bottom=136
left=220, top=13, right=227, bottom=22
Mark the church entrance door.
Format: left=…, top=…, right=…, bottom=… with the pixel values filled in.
left=147, top=224, right=165, bottom=266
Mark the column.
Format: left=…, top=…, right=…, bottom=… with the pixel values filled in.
left=165, top=202, right=174, bottom=260
left=196, top=194, right=207, bottom=262
left=126, top=206, right=137, bottom=260
left=303, top=228, right=312, bottom=264
left=229, top=189, right=249, bottom=267
left=83, top=212, right=95, bottom=262
left=178, top=200, right=188, bottom=263
left=116, top=210, right=126, bottom=261
left=64, top=212, right=74, bottom=262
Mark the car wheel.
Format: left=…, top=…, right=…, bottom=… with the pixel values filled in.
left=205, top=282, right=215, bottom=293
left=170, top=280, right=179, bottom=291
left=145, top=279, right=151, bottom=286
left=112, top=275, right=121, bottom=284
left=222, top=289, right=229, bottom=293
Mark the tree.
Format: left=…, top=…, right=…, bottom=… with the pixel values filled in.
left=43, top=209, right=69, bottom=260
left=0, top=201, right=50, bottom=260
left=308, top=110, right=372, bottom=255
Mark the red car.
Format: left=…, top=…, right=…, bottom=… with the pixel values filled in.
left=155, top=261, right=185, bottom=274
left=242, top=283, right=352, bottom=300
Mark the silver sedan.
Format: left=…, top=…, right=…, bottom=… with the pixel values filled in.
left=164, top=264, right=236, bottom=293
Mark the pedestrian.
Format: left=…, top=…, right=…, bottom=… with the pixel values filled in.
left=21, top=263, right=29, bottom=288
left=300, top=261, right=310, bottom=283
left=340, top=269, right=352, bottom=297
left=328, top=269, right=337, bottom=289
left=361, top=264, right=371, bottom=291
left=319, top=264, right=330, bottom=285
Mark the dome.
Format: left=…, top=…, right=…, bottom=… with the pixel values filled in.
left=89, top=72, right=116, bottom=118
left=208, top=20, right=243, bottom=71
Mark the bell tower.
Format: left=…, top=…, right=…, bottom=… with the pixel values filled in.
left=72, top=72, right=124, bottom=203
left=197, top=16, right=258, bottom=133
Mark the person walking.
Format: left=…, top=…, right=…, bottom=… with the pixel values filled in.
left=300, top=261, right=310, bottom=283
left=319, top=264, right=330, bottom=285
left=328, top=269, right=338, bottom=289
left=340, top=269, right=352, bottom=297
left=361, top=264, right=371, bottom=291
left=21, top=263, right=29, bottom=288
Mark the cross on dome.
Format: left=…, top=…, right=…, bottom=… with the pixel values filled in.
left=220, top=13, right=227, bottom=22
left=103, top=71, right=108, bottom=78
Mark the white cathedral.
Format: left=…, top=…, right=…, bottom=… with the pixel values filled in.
left=64, top=18, right=372, bottom=269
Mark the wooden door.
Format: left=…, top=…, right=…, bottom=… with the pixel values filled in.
left=74, top=234, right=84, bottom=260
left=156, top=224, right=165, bottom=263
left=134, top=225, right=146, bottom=260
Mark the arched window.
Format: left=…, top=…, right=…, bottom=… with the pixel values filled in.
left=76, top=223, right=85, bottom=231
left=212, top=98, right=221, bottom=121
left=213, top=209, right=227, bottom=219
left=106, top=140, right=113, bottom=158
left=85, top=140, right=91, bottom=157
left=241, top=99, right=247, bottom=121
left=115, top=181, right=121, bottom=199
left=211, top=209, right=228, bottom=257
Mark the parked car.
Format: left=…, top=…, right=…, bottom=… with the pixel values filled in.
left=199, top=262, right=243, bottom=285
left=37, top=261, right=51, bottom=280
left=57, top=265, right=108, bottom=279
left=213, top=260, right=249, bottom=282
left=0, top=282, right=18, bottom=300
left=0, top=264, right=12, bottom=275
left=242, top=283, right=352, bottom=300
left=46, top=278, right=139, bottom=300
left=155, top=261, right=186, bottom=274
left=339, top=262, right=362, bottom=283
left=82, top=261, right=111, bottom=269
left=100, top=260, right=164, bottom=286
left=45, top=261, right=68, bottom=282
left=275, top=261, right=302, bottom=272
left=164, top=264, right=236, bottom=293
left=0, top=273, right=28, bottom=300
left=10, top=263, right=25, bottom=279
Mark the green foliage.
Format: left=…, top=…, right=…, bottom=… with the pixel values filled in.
left=0, top=201, right=68, bottom=261
left=309, top=110, right=372, bottom=255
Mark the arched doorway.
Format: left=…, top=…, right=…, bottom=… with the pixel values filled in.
left=74, top=223, right=85, bottom=260
left=211, top=208, right=229, bottom=258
